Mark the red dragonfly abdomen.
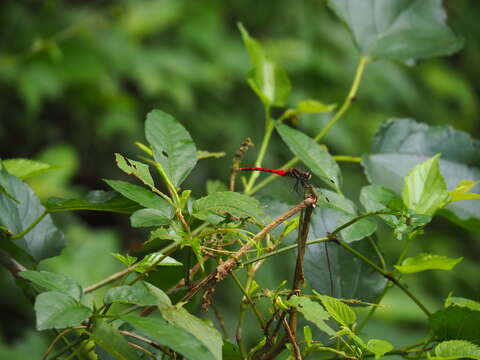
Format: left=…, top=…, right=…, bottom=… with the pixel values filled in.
left=237, top=167, right=288, bottom=176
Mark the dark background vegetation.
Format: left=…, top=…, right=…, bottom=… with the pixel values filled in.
left=0, top=0, right=479, bottom=355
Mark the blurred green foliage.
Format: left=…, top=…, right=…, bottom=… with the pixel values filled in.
left=0, top=0, right=479, bottom=355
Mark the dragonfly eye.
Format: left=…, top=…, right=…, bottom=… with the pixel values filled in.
left=306, top=172, right=312, bottom=180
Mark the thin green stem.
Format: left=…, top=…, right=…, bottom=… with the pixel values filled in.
left=231, top=271, right=266, bottom=328
left=249, top=57, right=369, bottom=195
left=244, top=107, right=274, bottom=194
left=333, top=155, right=362, bottom=163
left=10, top=210, right=48, bottom=240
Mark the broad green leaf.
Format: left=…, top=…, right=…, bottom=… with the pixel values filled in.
left=402, top=154, right=450, bottom=215
left=297, top=99, right=336, bottom=114
left=315, top=188, right=377, bottom=243
left=91, top=319, right=140, bottom=360
left=366, top=339, right=394, bottom=360
left=19, top=270, right=82, bottom=300
left=328, top=0, right=463, bottom=60
left=34, top=291, right=92, bottom=330
left=444, top=296, right=480, bottom=312
left=305, top=214, right=387, bottom=301
left=104, top=281, right=160, bottom=306
left=2, top=158, right=53, bottom=180
left=145, top=110, right=197, bottom=187
left=122, top=314, right=217, bottom=360
left=206, top=180, right=228, bottom=194
left=223, top=341, right=242, bottom=360
left=192, top=191, right=264, bottom=224
left=449, top=180, right=480, bottom=202
left=395, top=253, right=463, bottom=274
left=130, top=208, right=173, bottom=228
left=429, top=306, right=480, bottom=343
left=104, top=179, right=170, bottom=211
left=115, top=153, right=154, bottom=189
left=432, top=340, right=480, bottom=360
left=134, top=252, right=182, bottom=273
left=276, top=124, right=341, bottom=190
left=360, top=184, right=402, bottom=226
left=286, top=296, right=334, bottom=336
left=362, top=118, right=480, bottom=232
left=44, top=190, right=141, bottom=214
left=158, top=302, right=222, bottom=360
left=0, top=168, right=65, bottom=261
left=316, top=293, right=356, bottom=326
left=238, top=23, right=291, bottom=107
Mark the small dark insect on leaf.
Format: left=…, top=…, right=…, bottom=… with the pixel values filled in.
left=162, top=151, right=169, bottom=158
left=330, top=179, right=335, bottom=183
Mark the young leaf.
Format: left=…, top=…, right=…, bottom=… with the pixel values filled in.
left=114, top=153, right=154, bottom=189
left=130, top=208, right=173, bottom=228
left=432, top=340, right=480, bottom=360
left=122, top=314, right=217, bottom=360
left=315, top=292, right=356, bottom=327
left=145, top=109, right=197, bottom=187
left=112, top=253, right=137, bottom=267
left=0, top=168, right=65, bottom=261
left=104, top=179, right=171, bottom=211
left=297, top=99, right=336, bottom=114
left=276, top=124, right=341, bottom=190
left=402, top=154, right=450, bottom=215
left=104, top=281, right=161, bottom=306
left=286, top=295, right=334, bottom=335
left=134, top=252, right=182, bottom=273
left=34, top=291, right=92, bottom=330
left=328, top=0, right=463, bottom=60
left=238, top=23, right=291, bottom=107
left=366, top=339, right=394, bottom=360
left=19, top=270, right=82, bottom=300
left=444, top=296, right=480, bottom=312
left=91, top=319, right=140, bottom=360
left=192, top=191, right=264, bottom=224
left=449, top=180, right=480, bottom=202
left=2, top=158, right=53, bottom=180
left=44, top=190, right=141, bottom=214
left=362, top=118, right=480, bottom=232
left=395, top=253, right=463, bottom=274
left=360, top=184, right=402, bottom=226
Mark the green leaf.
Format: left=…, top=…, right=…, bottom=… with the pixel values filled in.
left=34, top=291, right=92, bottom=330
left=130, top=208, right=173, bottom=228
left=0, top=168, right=65, bottom=261
left=362, top=118, right=480, bottom=232
left=91, top=319, right=140, bottom=360
left=328, top=0, right=463, bottom=60
left=44, top=190, right=142, bottom=214
left=276, top=124, right=341, bottom=190
left=2, top=158, right=53, bottom=180
left=286, top=296, right=334, bottom=335
left=104, top=179, right=170, bottom=212
left=134, top=252, right=182, bottom=273
left=402, top=154, right=450, bottom=215
left=104, top=281, right=161, bottom=306
left=366, top=339, right=394, bottom=360
left=112, top=253, right=137, bottom=267
left=121, top=314, right=217, bottom=360
left=395, top=253, right=463, bottom=274
left=19, top=270, right=82, bottom=300
left=316, top=292, right=356, bottom=326
left=444, top=296, right=480, bottom=312
left=192, top=191, right=264, bottom=224
left=145, top=109, right=197, bottom=187
left=432, top=340, right=480, bottom=360
left=360, top=184, right=402, bottom=226
left=238, top=23, right=291, bottom=107
left=449, top=180, right=480, bottom=202
left=223, top=340, right=242, bottom=360
left=158, top=303, right=222, bottom=360
left=430, top=306, right=480, bottom=344
left=114, top=153, right=154, bottom=189
left=297, top=99, right=336, bottom=114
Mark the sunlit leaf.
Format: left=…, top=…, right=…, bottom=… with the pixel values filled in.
left=104, top=179, right=170, bottom=211
left=395, top=253, right=463, bottom=274
left=130, top=208, right=173, bottom=228
left=2, top=158, right=53, bottom=180
left=444, top=296, right=480, bottom=312
left=297, top=99, right=336, bottom=114
left=432, top=340, right=480, bottom=360
left=449, top=180, right=480, bottom=202
left=366, top=339, right=394, bottom=360
left=315, top=292, right=356, bottom=326
left=286, top=295, right=334, bottom=335
left=114, top=153, right=154, bottom=189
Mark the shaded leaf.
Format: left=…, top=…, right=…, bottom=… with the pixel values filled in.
left=0, top=168, right=64, bottom=261
left=286, top=296, right=334, bottom=335
left=34, top=291, right=92, bottom=330
left=430, top=306, right=480, bottom=344
left=104, top=281, right=160, bottom=306
left=44, top=190, right=141, bottom=214
left=360, top=184, right=401, bottom=226
left=91, top=319, right=140, bottom=360
left=276, top=124, right=341, bottom=190
left=115, top=153, right=154, bottom=189
left=122, top=314, right=217, bottom=360
left=444, top=296, right=480, bottom=312
left=134, top=252, right=182, bottom=273
left=145, top=109, right=197, bottom=187
left=104, top=179, right=170, bottom=211
left=395, top=253, right=463, bottom=274
left=130, top=208, right=173, bottom=228
left=19, top=270, right=82, bottom=300
left=315, top=293, right=356, bottom=326
left=328, top=0, right=463, bottom=60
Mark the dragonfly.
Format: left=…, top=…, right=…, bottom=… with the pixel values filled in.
left=238, top=167, right=312, bottom=194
